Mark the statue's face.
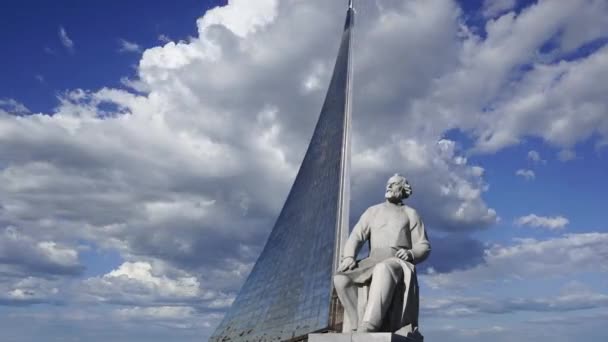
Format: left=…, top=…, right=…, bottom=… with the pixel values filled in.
left=385, top=176, right=405, bottom=201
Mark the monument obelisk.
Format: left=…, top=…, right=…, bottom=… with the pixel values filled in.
left=210, top=1, right=355, bottom=340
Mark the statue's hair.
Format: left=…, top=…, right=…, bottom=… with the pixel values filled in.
left=390, top=173, right=413, bottom=199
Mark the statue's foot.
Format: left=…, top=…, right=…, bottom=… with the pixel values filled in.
left=357, top=321, right=379, bottom=333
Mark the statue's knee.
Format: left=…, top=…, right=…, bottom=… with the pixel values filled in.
left=372, top=263, right=391, bottom=277
left=333, top=274, right=351, bottom=290
left=372, top=262, right=401, bottom=283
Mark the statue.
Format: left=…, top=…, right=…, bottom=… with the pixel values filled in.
left=334, top=174, right=431, bottom=339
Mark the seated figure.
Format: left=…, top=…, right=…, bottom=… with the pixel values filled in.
left=334, top=174, right=431, bottom=337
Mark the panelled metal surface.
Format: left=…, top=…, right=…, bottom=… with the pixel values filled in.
left=209, top=3, right=355, bottom=341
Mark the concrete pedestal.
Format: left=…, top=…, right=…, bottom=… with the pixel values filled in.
left=308, top=333, right=418, bottom=342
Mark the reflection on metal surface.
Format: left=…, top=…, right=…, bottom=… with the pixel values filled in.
left=210, top=2, right=355, bottom=341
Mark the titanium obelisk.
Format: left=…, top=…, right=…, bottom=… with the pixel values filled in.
left=210, top=1, right=354, bottom=340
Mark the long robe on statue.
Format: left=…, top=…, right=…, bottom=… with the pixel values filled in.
left=336, top=201, right=431, bottom=332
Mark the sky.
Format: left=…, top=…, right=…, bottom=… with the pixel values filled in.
left=0, top=0, right=607, bottom=341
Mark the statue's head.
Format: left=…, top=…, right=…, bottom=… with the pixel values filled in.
left=385, top=173, right=412, bottom=202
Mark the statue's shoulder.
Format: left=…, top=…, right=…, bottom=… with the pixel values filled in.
left=366, top=202, right=386, bottom=212
left=402, top=204, right=420, bottom=218
left=361, top=203, right=385, bottom=218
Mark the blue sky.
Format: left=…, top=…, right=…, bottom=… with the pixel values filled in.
left=0, top=0, right=224, bottom=112
left=0, top=0, right=607, bottom=341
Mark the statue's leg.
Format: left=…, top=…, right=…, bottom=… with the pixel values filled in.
left=333, top=274, right=359, bottom=331
left=360, top=261, right=403, bottom=331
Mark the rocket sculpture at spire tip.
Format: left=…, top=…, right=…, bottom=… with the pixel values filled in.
left=349, top=0, right=354, bottom=9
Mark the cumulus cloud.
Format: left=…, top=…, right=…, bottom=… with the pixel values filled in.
left=482, top=0, right=516, bottom=18
left=527, top=150, right=545, bottom=163
left=81, top=260, right=234, bottom=310
left=74, top=260, right=234, bottom=337
left=0, top=227, right=76, bottom=307
left=515, top=169, right=535, bottom=180
left=0, top=227, right=83, bottom=277
left=1, top=0, right=607, bottom=339
left=158, top=34, right=172, bottom=44
left=118, top=39, right=142, bottom=53
left=82, top=261, right=200, bottom=304
left=1, top=2, right=497, bottom=301
left=410, top=0, right=608, bottom=154
left=0, top=276, right=62, bottom=306
left=515, top=214, right=569, bottom=230
left=424, top=233, right=607, bottom=289
left=353, top=139, right=497, bottom=232
left=421, top=279, right=608, bottom=342
left=0, top=98, right=30, bottom=115
left=58, top=26, right=74, bottom=52
left=197, top=0, right=279, bottom=38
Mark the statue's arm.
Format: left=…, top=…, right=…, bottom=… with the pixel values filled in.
left=342, top=209, right=371, bottom=260
left=408, top=208, right=431, bottom=264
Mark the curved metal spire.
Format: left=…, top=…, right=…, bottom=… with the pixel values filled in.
left=210, top=1, right=356, bottom=340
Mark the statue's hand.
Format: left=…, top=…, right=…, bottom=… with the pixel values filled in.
left=396, top=248, right=413, bottom=262
left=338, top=257, right=356, bottom=272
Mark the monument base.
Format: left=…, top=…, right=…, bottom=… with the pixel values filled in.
left=308, top=332, right=421, bottom=342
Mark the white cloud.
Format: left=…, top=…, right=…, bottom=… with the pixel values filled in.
left=0, top=276, right=62, bottom=305
left=197, top=0, right=279, bottom=38
left=1, top=1, right=607, bottom=338
left=158, top=34, right=172, bottom=43
left=113, top=305, right=195, bottom=320
left=80, top=260, right=235, bottom=319
left=527, top=150, right=545, bottom=163
left=515, top=214, right=569, bottom=230
left=118, top=39, right=142, bottom=53
left=421, top=279, right=608, bottom=342
left=58, top=26, right=74, bottom=52
left=0, top=2, right=497, bottom=291
left=515, top=169, right=535, bottom=180
left=411, top=0, right=608, bottom=154
left=0, top=98, right=30, bottom=114
left=301, top=61, right=327, bottom=93
left=353, top=138, right=497, bottom=232
left=482, top=0, right=516, bottom=18
left=0, top=227, right=83, bottom=277
left=557, top=0, right=608, bottom=54
left=83, top=261, right=200, bottom=303
left=424, top=232, right=607, bottom=289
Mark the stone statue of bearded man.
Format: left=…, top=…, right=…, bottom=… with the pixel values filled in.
left=334, top=174, right=431, bottom=339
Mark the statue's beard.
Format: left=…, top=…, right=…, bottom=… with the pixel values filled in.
left=385, top=189, right=402, bottom=201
